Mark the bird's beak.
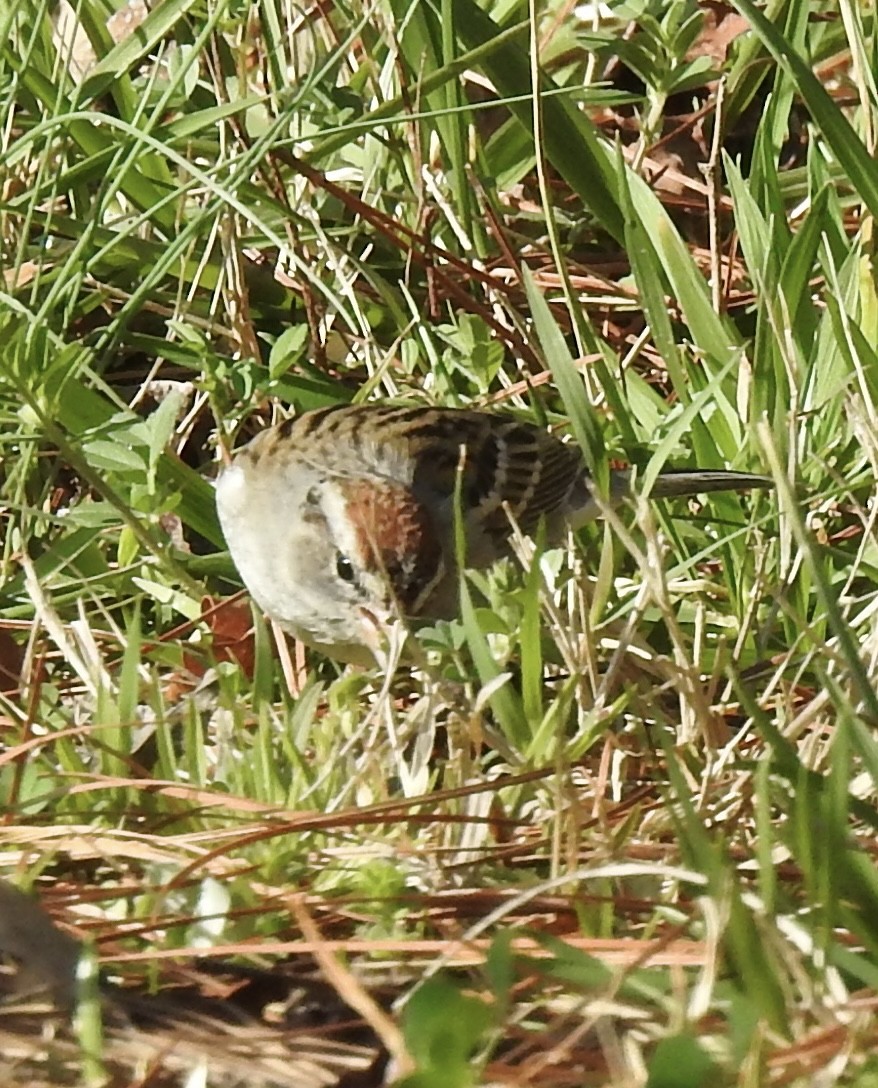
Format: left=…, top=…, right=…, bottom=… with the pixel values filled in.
left=358, top=605, right=409, bottom=670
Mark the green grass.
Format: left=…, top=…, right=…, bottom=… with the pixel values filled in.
left=3, top=0, right=878, bottom=1084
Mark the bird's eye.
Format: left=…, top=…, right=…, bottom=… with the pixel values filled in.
left=335, top=553, right=356, bottom=583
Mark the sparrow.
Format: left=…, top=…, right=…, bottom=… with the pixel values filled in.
left=216, top=403, right=771, bottom=663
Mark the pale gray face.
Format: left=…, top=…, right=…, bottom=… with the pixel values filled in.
left=214, top=409, right=452, bottom=652
left=216, top=458, right=381, bottom=659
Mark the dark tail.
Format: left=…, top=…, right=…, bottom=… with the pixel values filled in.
left=568, top=468, right=772, bottom=527
left=647, top=470, right=773, bottom=500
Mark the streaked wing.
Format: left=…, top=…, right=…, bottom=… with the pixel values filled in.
left=403, top=410, right=582, bottom=538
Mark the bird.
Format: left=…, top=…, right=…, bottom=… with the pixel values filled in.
left=215, top=403, right=772, bottom=663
